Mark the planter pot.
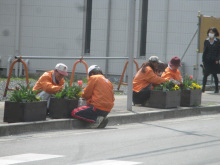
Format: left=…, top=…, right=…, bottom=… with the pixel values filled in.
left=4, top=101, right=47, bottom=123
left=149, top=90, right=181, bottom=108
left=49, top=98, right=79, bottom=119
left=180, top=89, right=202, bottom=107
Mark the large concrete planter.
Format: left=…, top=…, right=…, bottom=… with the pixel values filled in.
left=149, top=90, right=181, bottom=108
left=180, top=89, right=202, bottom=107
left=4, top=101, right=47, bottom=123
left=49, top=98, right=79, bottom=119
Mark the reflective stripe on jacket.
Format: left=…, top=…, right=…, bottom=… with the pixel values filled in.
left=82, top=74, right=115, bottom=112
left=161, top=67, right=182, bottom=82
left=33, top=70, right=64, bottom=94
left=133, top=66, right=167, bottom=93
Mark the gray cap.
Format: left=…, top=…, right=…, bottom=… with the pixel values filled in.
left=148, top=56, right=161, bottom=63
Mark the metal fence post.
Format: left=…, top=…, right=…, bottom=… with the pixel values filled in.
left=127, top=0, right=136, bottom=111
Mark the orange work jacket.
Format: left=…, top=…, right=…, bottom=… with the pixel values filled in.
left=82, top=74, right=115, bottom=112
left=133, top=66, right=167, bottom=92
left=161, top=67, right=182, bottom=82
left=33, top=70, right=65, bottom=94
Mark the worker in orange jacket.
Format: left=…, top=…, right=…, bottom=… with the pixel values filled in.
left=71, top=65, right=115, bottom=129
left=161, top=56, right=182, bottom=83
left=33, top=63, right=68, bottom=107
left=133, top=56, right=167, bottom=105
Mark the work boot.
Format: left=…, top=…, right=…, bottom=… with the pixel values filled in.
left=88, top=116, right=105, bottom=129
left=98, top=117, right=109, bottom=128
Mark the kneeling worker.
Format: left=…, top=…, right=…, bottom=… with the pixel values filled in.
left=71, top=65, right=115, bottom=129
left=33, top=63, right=68, bottom=107
left=133, top=56, right=168, bottom=106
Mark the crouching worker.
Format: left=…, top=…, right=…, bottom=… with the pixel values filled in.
left=33, top=63, right=68, bottom=108
left=71, top=65, right=115, bottom=129
left=133, top=56, right=168, bottom=106
left=161, top=56, right=182, bottom=83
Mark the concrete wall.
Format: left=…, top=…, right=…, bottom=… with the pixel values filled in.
left=1, top=0, right=220, bottom=81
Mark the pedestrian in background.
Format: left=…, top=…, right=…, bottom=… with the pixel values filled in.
left=133, top=56, right=168, bottom=106
left=202, top=27, right=220, bottom=93
left=71, top=65, right=115, bottom=129
left=161, top=56, right=182, bottom=83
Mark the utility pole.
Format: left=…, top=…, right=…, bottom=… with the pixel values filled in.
left=127, top=0, right=136, bottom=111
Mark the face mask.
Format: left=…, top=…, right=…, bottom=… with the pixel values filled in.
left=209, top=33, right=214, bottom=38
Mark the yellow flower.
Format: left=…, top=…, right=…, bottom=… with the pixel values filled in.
left=172, top=85, right=180, bottom=91
left=36, top=97, right=41, bottom=101
left=190, top=86, right=194, bottom=89
left=76, top=92, right=82, bottom=98
left=192, top=83, right=196, bottom=87
left=196, top=85, right=202, bottom=89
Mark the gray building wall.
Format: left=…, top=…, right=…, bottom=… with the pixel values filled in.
left=0, top=0, right=220, bottom=82
left=147, top=0, right=220, bottom=81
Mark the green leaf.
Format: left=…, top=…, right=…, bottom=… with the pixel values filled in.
left=52, top=84, right=82, bottom=99
left=8, top=83, right=42, bottom=102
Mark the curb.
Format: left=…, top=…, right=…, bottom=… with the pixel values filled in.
left=108, top=105, right=220, bottom=126
left=0, top=105, right=220, bottom=136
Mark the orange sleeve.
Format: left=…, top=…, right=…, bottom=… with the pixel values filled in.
left=133, top=67, right=167, bottom=92
left=146, top=68, right=167, bottom=85
left=33, top=71, right=64, bottom=94
left=39, top=76, right=63, bottom=94
left=161, top=68, right=182, bottom=82
left=81, top=77, right=96, bottom=99
left=161, top=70, right=173, bottom=80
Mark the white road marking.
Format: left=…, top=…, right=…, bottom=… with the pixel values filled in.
left=76, top=160, right=142, bottom=165
left=0, top=153, right=64, bottom=165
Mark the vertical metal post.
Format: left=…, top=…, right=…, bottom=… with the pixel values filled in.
left=15, top=0, right=21, bottom=77
left=81, top=0, right=87, bottom=56
left=196, top=11, right=201, bottom=82
left=163, top=0, right=169, bottom=62
left=127, top=0, right=136, bottom=111
left=105, top=0, right=112, bottom=77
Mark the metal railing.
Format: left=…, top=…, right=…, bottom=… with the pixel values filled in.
left=15, top=56, right=129, bottom=60
left=5, top=56, right=136, bottom=107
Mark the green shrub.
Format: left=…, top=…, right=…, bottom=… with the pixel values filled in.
left=53, top=85, right=82, bottom=99
left=9, top=84, right=42, bottom=102
left=180, top=75, right=202, bottom=90
left=153, top=81, right=180, bottom=91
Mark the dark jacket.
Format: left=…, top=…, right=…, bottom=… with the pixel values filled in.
left=202, top=38, right=220, bottom=63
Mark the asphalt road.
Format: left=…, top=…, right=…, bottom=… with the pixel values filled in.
left=0, top=114, right=220, bottom=165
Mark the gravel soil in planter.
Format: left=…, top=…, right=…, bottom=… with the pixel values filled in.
left=180, top=89, right=202, bottom=107
left=49, top=98, right=79, bottom=119
left=4, top=101, right=47, bottom=123
left=149, top=90, right=181, bottom=109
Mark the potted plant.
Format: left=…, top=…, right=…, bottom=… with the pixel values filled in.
left=48, top=85, right=82, bottom=118
left=149, top=81, right=181, bottom=108
left=179, top=75, right=202, bottom=107
left=4, top=84, right=47, bottom=123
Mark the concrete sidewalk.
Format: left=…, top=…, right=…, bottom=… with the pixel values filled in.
left=0, top=91, right=220, bottom=136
